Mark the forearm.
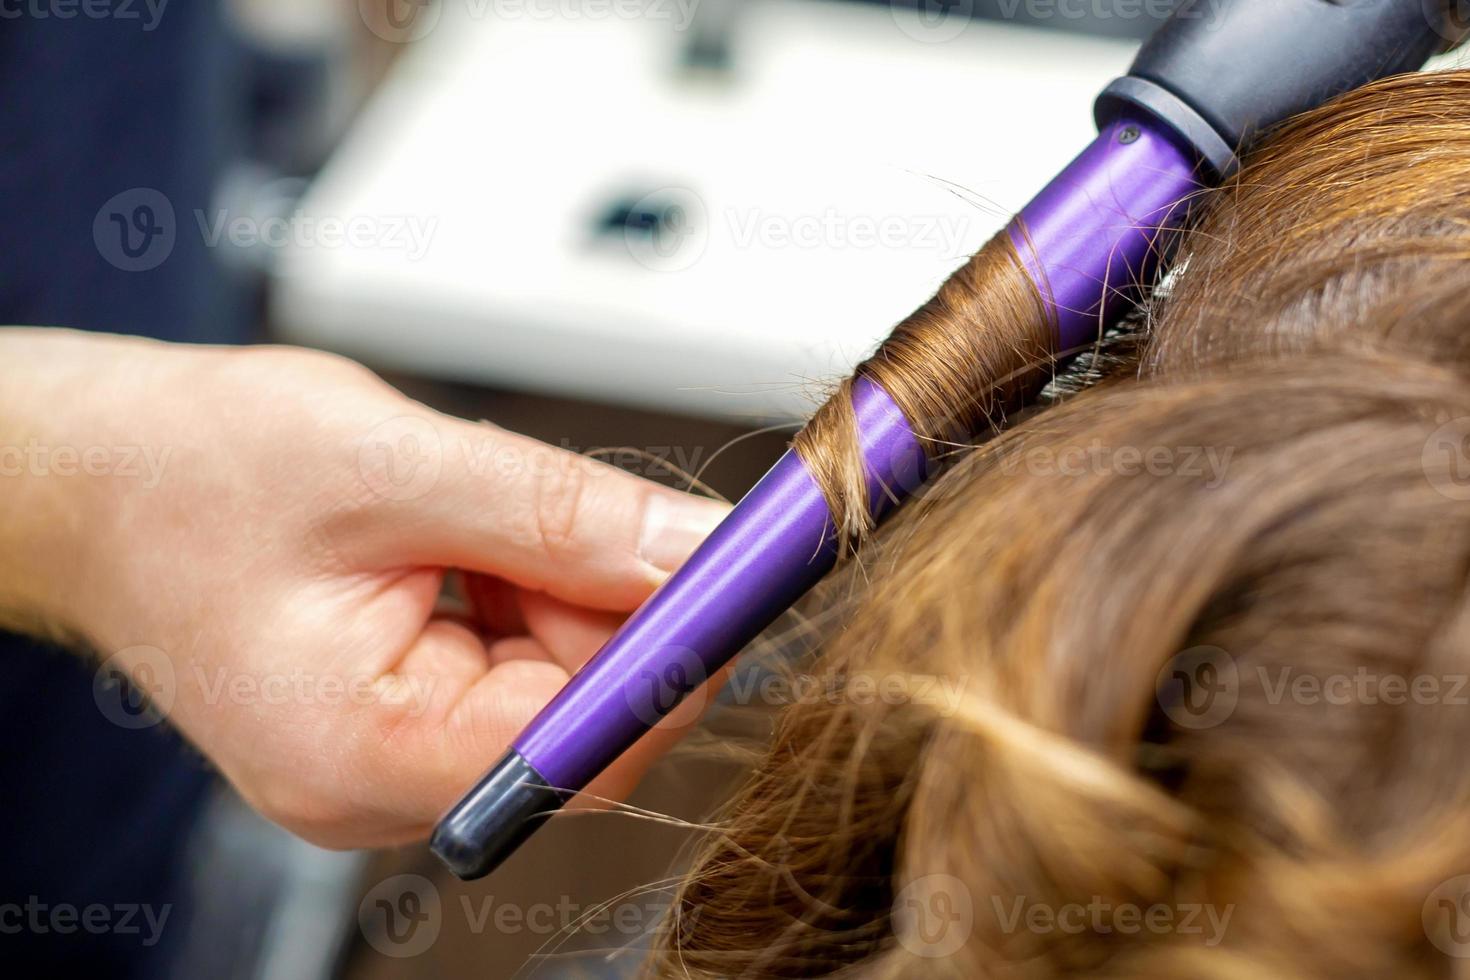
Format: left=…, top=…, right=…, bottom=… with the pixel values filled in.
left=0, top=328, right=154, bottom=643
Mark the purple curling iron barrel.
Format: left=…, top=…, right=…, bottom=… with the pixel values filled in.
left=433, top=0, right=1455, bottom=879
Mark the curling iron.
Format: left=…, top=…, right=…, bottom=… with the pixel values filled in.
left=433, top=0, right=1456, bottom=879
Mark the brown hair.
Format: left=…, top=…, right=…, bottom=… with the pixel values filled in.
left=1142, top=70, right=1470, bottom=377
left=792, top=233, right=1055, bottom=552
left=648, top=69, right=1470, bottom=978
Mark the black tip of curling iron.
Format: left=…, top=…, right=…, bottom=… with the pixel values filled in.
left=429, top=750, right=569, bottom=880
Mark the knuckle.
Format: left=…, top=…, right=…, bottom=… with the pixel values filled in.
left=530, top=448, right=593, bottom=562
left=233, top=344, right=382, bottom=390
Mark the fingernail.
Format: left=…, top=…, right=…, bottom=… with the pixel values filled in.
left=640, top=494, right=731, bottom=576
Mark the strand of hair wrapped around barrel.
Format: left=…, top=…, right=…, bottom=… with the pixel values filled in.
left=792, top=231, right=1056, bottom=555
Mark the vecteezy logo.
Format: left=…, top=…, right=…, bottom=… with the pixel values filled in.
left=1423, top=418, right=1470, bottom=501
left=359, top=874, right=441, bottom=958
left=1424, top=0, right=1470, bottom=45
left=358, top=0, right=441, bottom=43
left=94, top=188, right=176, bottom=272
left=1424, top=875, right=1470, bottom=957
left=890, top=0, right=976, bottom=44
left=1155, top=645, right=1238, bottom=730
left=358, top=416, right=444, bottom=502
left=617, top=189, right=709, bottom=273
left=92, top=645, right=176, bottom=730
left=624, top=645, right=708, bottom=729
left=892, top=873, right=973, bottom=958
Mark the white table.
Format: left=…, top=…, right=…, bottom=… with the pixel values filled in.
left=271, top=1, right=1138, bottom=423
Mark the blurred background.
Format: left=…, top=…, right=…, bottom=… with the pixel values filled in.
left=16, top=0, right=1176, bottom=976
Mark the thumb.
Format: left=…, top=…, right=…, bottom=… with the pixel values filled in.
left=356, top=411, right=731, bottom=610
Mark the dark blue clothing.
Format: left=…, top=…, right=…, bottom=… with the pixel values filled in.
left=0, top=4, right=247, bottom=976
left=0, top=3, right=246, bottom=340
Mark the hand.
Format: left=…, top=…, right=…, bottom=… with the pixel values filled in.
left=0, top=329, right=730, bottom=848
